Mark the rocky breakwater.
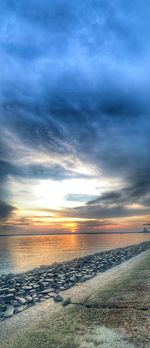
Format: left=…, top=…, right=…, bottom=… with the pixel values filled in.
left=0, top=241, right=150, bottom=320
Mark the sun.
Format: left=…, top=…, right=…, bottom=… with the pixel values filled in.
left=63, top=221, right=78, bottom=233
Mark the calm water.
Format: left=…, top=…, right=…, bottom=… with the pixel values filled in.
left=0, top=233, right=149, bottom=275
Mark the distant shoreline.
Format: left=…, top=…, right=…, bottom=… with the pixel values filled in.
left=0, top=231, right=147, bottom=237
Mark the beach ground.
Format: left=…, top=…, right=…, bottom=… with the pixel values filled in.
left=0, top=250, right=149, bottom=348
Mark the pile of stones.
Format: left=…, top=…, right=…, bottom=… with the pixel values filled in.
left=0, top=241, right=150, bottom=320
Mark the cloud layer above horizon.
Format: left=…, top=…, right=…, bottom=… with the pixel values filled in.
left=0, top=0, right=150, bottom=233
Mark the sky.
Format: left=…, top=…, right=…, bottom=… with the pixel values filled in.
left=0, top=0, right=150, bottom=234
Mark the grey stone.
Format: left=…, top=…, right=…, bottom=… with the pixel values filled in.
left=47, top=273, right=54, bottom=277
left=59, top=286, right=67, bottom=290
left=15, top=297, right=27, bottom=305
left=31, top=294, right=37, bottom=298
left=70, top=276, right=76, bottom=282
left=12, top=300, right=20, bottom=307
left=16, top=305, right=27, bottom=313
left=1, top=294, right=14, bottom=302
left=48, top=292, right=57, bottom=297
left=40, top=281, right=50, bottom=288
left=22, top=285, right=33, bottom=291
left=0, top=311, right=4, bottom=318
left=0, top=288, right=8, bottom=295
left=32, top=284, right=40, bottom=289
left=62, top=298, right=71, bottom=306
left=44, top=278, right=53, bottom=282
left=4, top=306, right=14, bottom=318
left=0, top=304, right=7, bottom=311
left=54, top=294, right=63, bottom=302
left=32, top=297, right=39, bottom=303
left=8, top=288, right=16, bottom=293
left=41, top=288, right=55, bottom=294
left=25, top=295, right=33, bottom=302
left=17, top=289, right=26, bottom=296
left=29, top=289, right=36, bottom=294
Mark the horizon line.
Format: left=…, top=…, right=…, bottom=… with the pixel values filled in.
left=0, top=231, right=144, bottom=237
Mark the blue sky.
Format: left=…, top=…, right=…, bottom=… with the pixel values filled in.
left=0, top=0, right=150, bottom=233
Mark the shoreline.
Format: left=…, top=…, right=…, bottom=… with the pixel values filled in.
left=0, top=248, right=149, bottom=347
left=0, top=241, right=150, bottom=321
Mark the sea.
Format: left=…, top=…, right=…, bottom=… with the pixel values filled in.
left=0, top=233, right=149, bottom=275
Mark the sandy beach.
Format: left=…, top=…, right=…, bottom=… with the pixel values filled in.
left=0, top=248, right=149, bottom=348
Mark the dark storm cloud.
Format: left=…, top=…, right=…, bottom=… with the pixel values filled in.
left=0, top=200, right=16, bottom=219
left=0, top=0, right=150, bottom=218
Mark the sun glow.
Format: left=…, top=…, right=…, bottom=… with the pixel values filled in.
left=62, top=221, right=78, bottom=233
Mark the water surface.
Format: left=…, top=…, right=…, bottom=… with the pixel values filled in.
left=0, top=233, right=149, bottom=275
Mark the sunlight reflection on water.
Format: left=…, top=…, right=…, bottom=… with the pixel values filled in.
left=0, top=233, right=149, bottom=274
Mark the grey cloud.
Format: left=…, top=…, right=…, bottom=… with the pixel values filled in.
left=85, top=174, right=150, bottom=218
left=61, top=205, right=150, bottom=220
left=0, top=160, right=91, bottom=181
left=88, top=192, right=123, bottom=206
left=57, top=174, right=150, bottom=219
left=0, top=200, right=17, bottom=219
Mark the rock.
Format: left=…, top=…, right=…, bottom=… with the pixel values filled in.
left=0, top=288, right=8, bottom=295
left=16, top=305, right=27, bottom=313
left=11, top=300, right=20, bottom=307
left=78, top=275, right=90, bottom=283
left=31, top=294, right=37, bottom=299
left=15, top=297, right=27, bottom=305
left=6, top=273, right=14, bottom=279
left=62, top=298, right=71, bottom=306
left=8, top=288, right=16, bottom=293
left=32, top=284, right=40, bottom=289
left=48, top=291, right=57, bottom=298
left=0, top=304, right=7, bottom=311
left=29, top=289, right=36, bottom=294
left=32, top=297, right=39, bottom=303
left=44, top=278, right=53, bottom=282
left=0, top=311, right=4, bottom=318
left=1, top=294, right=14, bottom=303
left=54, top=294, right=63, bottom=302
left=47, top=273, right=54, bottom=277
left=22, top=286, right=33, bottom=291
left=4, top=306, right=14, bottom=318
left=70, top=276, right=76, bottom=282
left=59, top=286, right=67, bottom=291
left=40, top=281, right=50, bottom=288
left=17, top=289, right=26, bottom=296
left=41, top=288, right=55, bottom=294
left=25, top=295, right=33, bottom=302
